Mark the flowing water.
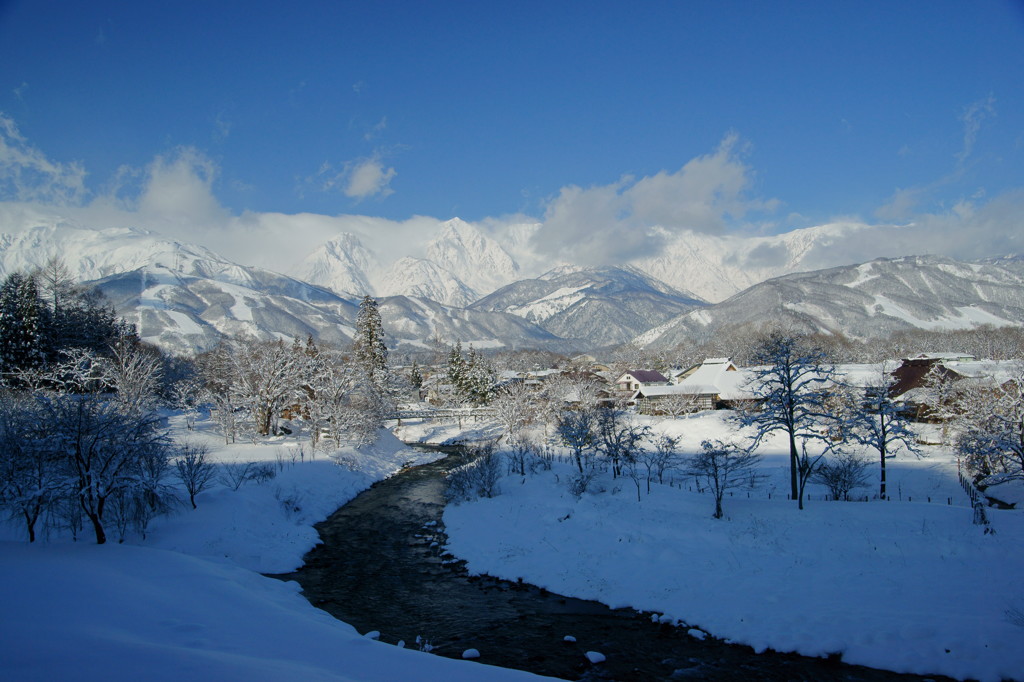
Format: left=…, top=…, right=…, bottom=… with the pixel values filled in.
left=273, top=448, right=948, bottom=681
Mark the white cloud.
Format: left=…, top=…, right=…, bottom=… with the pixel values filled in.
left=363, top=117, right=387, bottom=141
left=877, top=96, right=998, bottom=222
left=0, top=113, right=87, bottom=205
left=344, top=156, right=396, bottom=200
left=531, top=133, right=779, bottom=264
left=137, top=147, right=226, bottom=222
left=957, top=94, right=995, bottom=165
left=306, top=153, right=397, bottom=202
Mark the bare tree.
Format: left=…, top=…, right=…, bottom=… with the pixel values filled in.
left=557, top=408, right=595, bottom=473
left=658, top=392, right=703, bottom=418
left=174, top=442, right=217, bottom=509
left=594, top=407, right=650, bottom=479
left=0, top=392, right=60, bottom=541
left=737, top=331, right=838, bottom=509
left=687, top=440, right=762, bottom=519
left=844, top=364, right=920, bottom=498
left=812, top=450, right=871, bottom=501
left=38, top=392, right=173, bottom=544
left=108, top=339, right=164, bottom=414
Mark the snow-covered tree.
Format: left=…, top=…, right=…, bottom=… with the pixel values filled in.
left=222, top=338, right=304, bottom=437
left=444, top=341, right=495, bottom=407
left=0, top=272, right=44, bottom=381
left=107, top=340, right=164, bottom=414
left=594, top=407, right=650, bottom=479
left=353, top=296, right=390, bottom=394
left=957, top=368, right=1024, bottom=488
left=557, top=408, right=596, bottom=473
left=0, top=392, right=60, bottom=542
left=844, top=364, right=920, bottom=498
left=37, top=392, right=174, bottom=544
left=687, top=439, right=762, bottom=519
left=737, top=331, right=838, bottom=508
left=492, top=380, right=537, bottom=443
left=463, top=345, right=496, bottom=406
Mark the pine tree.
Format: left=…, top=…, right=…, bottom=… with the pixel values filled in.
left=446, top=341, right=468, bottom=405
left=0, top=272, right=44, bottom=380
left=464, top=345, right=496, bottom=406
left=353, top=296, right=389, bottom=392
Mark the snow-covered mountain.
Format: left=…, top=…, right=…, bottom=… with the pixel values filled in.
left=0, top=213, right=365, bottom=356
left=376, top=256, right=478, bottom=308
left=637, top=255, right=1024, bottom=349
left=290, top=232, right=377, bottom=298
left=4, top=210, right=1023, bottom=357
left=425, top=218, right=521, bottom=297
left=0, top=213, right=564, bottom=355
left=378, top=295, right=570, bottom=354
left=287, top=218, right=523, bottom=308
left=634, top=221, right=878, bottom=303
left=471, top=265, right=706, bottom=349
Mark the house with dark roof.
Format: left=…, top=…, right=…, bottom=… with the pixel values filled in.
left=614, top=370, right=670, bottom=393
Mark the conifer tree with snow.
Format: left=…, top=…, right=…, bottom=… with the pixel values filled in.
left=0, top=272, right=44, bottom=381
left=463, top=345, right=496, bottom=406
left=445, top=341, right=468, bottom=405
left=353, top=296, right=389, bottom=389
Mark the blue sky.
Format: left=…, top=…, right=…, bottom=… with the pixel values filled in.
left=0, top=0, right=1022, bottom=268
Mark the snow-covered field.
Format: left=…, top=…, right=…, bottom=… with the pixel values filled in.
left=444, top=412, right=1024, bottom=682
left=0, top=415, right=547, bottom=682
left=4, top=408, right=1023, bottom=681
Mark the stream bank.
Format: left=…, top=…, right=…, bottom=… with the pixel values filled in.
left=273, top=449, right=949, bottom=681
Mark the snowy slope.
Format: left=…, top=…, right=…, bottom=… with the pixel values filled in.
left=291, top=232, right=377, bottom=298
left=377, top=256, right=478, bottom=308
left=94, top=265, right=360, bottom=356
left=425, top=218, right=521, bottom=297
left=634, top=221, right=878, bottom=303
left=639, top=255, right=1024, bottom=348
left=0, top=417, right=548, bottom=682
left=471, top=265, right=705, bottom=348
left=378, top=295, right=571, bottom=354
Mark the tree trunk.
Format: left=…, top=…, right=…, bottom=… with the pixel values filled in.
left=788, top=431, right=799, bottom=500
left=879, top=449, right=887, bottom=498
left=87, top=511, right=107, bottom=544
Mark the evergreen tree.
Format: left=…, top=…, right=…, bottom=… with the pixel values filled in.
left=464, top=345, right=496, bottom=406
left=409, top=361, right=423, bottom=390
left=0, top=272, right=44, bottom=380
left=445, top=340, right=468, bottom=404
left=353, top=296, right=389, bottom=391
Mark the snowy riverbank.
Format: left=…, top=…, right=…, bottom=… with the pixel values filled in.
left=443, top=411, right=1024, bottom=682
left=0, top=416, right=548, bottom=681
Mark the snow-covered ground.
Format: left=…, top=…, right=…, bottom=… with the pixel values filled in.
left=444, top=412, right=1024, bottom=682
left=0, top=415, right=547, bottom=681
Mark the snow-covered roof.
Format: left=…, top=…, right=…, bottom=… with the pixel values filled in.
left=942, top=359, right=1022, bottom=384
left=671, top=359, right=755, bottom=400
left=906, top=352, right=977, bottom=362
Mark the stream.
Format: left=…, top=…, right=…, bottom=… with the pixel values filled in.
left=272, top=448, right=949, bottom=681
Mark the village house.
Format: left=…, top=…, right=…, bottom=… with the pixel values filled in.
left=632, top=358, right=755, bottom=413
left=615, top=369, right=670, bottom=392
